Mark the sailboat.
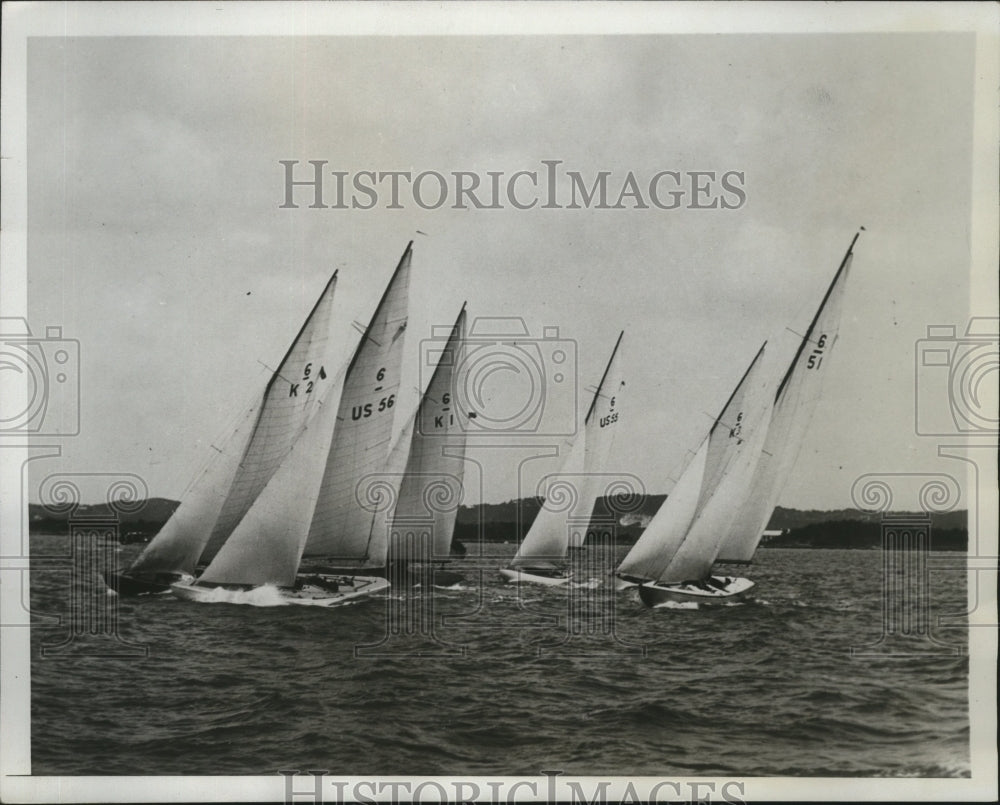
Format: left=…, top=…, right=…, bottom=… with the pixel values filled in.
left=170, top=242, right=413, bottom=606
left=614, top=341, right=771, bottom=604
left=499, top=332, right=625, bottom=586
left=103, top=271, right=340, bottom=595
left=712, top=231, right=858, bottom=566
left=386, top=305, right=469, bottom=588
left=618, top=231, right=858, bottom=606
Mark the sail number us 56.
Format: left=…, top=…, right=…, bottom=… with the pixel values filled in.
left=352, top=366, right=395, bottom=420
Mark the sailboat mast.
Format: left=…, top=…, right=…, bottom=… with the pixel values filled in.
left=342, top=241, right=413, bottom=381
left=584, top=329, right=625, bottom=426
left=710, top=340, right=767, bottom=435
left=775, top=230, right=861, bottom=402
left=260, top=270, right=339, bottom=399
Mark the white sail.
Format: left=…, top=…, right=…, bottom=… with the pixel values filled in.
left=615, top=437, right=709, bottom=582
left=573, top=331, right=626, bottom=547
left=128, top=272, right=339, bottom=576
left=510, top=333, right=625, bottom=567
left=128, top=397, right=260, bottom=575
left=509, top=431, right=587, bottom=568
left=615, top=343, right=768, bottom=583
left=303, top=243, right=413, bottom=566
left=196, top=370, right=347, bottom=587
left=715, top=240, right=856, bottom=562
left=389, top=306, right=468, bottom=560
left=655, top=351, right=772, bottom=583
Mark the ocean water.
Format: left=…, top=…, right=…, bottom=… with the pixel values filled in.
left=28, top=536, right=969, bottom=777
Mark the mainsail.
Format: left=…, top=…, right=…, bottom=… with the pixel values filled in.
left=715, top=233, right=857, bottom=563
left=574, top=330, right=626, bottom=548
left=616, top=342, right=769, bottom=584
left=654, top=347, right=771, bottom=584
left=195, top=363, right=346, bottom=587
left=303, top=242, right=413, bottom=566
left=192, top=241, right=414, bottom=586
left=128, top=271, right=340, bottom=577
left=509, top=332, right=626, bottom=568
left=389, top=305, right=468, bottom=561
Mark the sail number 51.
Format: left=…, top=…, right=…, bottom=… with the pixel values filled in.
left=806, top=334, right=828, bottom=370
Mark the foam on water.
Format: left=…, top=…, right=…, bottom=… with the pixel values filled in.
left=569, top=578, right=601, bottom=589
left=189, top=583, right=288, bottom=607
left=652, top=600, right=700, bottom=610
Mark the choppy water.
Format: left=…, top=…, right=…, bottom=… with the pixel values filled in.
left=28, top=536, right=968, bottom=777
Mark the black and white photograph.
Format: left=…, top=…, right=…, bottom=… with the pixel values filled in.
left=1, top=2, right=997, bottom=802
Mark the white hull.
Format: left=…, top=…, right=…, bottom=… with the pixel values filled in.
left=498, top=567, right=572, bottom=587
left=171, top=574, right=390, bottom=607
left=638, top=575, right=755, bottom=607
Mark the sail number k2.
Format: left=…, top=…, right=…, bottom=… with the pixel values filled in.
left=289, top=362, right=327, bottom=397
left=806, top=334, right=828, bottom=370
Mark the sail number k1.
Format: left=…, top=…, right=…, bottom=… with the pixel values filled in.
left=432, top=393, right=456, bottom=429
left=289, top=362, right=327, bottom=396
left=806, top=334, right=828, bottom=370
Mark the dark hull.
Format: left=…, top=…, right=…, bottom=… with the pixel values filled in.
left=387, top=562, right=466, bottom=588
left=102, top=571, right=181, bottom=596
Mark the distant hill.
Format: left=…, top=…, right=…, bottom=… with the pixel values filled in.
left=29, top=495, right=967, bottom=550
left=29, top=497, right=180, bottom=541
left=770, top=519, right=967, bottom=551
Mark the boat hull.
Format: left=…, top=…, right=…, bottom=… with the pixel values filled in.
left=498, top=567, right=572, bottom=587
left=386, top=562, right=466, bottom=588
left=638, top=576, right=755, bottom=607
left=171, top=574, right=390, bottom=607
left=102, top=571, right=188, bottom=596
left=612, top=573, right=644, bottom=591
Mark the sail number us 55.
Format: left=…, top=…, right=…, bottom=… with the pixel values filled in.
left=599, top=396, right=619, bottom=428
left=352, top=366, right=395, bottom=420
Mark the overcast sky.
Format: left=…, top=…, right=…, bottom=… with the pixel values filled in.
left=24, top=30, right=982, bottom=509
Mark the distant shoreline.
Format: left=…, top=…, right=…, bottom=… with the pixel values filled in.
left=27, top=497, right=968, bottom=552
